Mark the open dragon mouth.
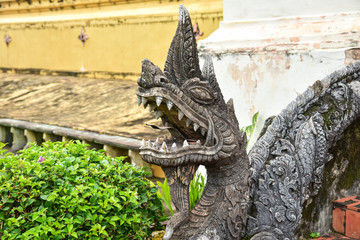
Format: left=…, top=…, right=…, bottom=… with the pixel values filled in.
left=137, top=90, right=221, bottom=165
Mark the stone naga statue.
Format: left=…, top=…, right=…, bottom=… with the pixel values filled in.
left=137, top=5, right=360, bottom=240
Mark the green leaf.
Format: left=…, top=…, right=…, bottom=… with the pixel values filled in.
left=240, top=111, right=259, bottom=148
left=110, top=216, right=120, bottom=221
left=67, top=224, right=74, bottom=233
left=47, top=194, right=57, bottom=202
left=75, top=215, right=84, bottom=224
left=71, top=232, right=78, bottom=238
left=40, top=195, right=48, bottom=200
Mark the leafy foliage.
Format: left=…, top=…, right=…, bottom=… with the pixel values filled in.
left=189, top=173, right=205, bottom=210
left=241, top=112, right=259, bottom=147
left=0, top=141, right=166, bottom=240
left=309, top=232, right=320, bottom=239
left=156, top=178, right=174, bottom=216
left=157, top=172, right=206, bottom=215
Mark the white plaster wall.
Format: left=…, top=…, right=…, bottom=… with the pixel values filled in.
left=199, top=0, right=360, bottom=148
left=224, top=0, right=360, bottom=21
left=200, top=49, right=346, bottom=147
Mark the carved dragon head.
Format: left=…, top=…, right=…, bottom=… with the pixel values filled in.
left=137, top=5, right=244, bottom=167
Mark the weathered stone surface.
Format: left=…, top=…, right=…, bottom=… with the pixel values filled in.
left=136, top=5, right=360, bottom=240
left=297, top=119, right=360, bottom=238
left=248, top=62, right=360, bottom=239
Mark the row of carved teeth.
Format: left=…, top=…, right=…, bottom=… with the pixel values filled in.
left=137, top=95, right=207, bottom=135
left=140, top=138, right=201, bottom=152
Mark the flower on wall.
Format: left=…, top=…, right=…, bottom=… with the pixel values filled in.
left=78, top=27, right=89, bottom=46
left=4, top=32, right=11, bottom=46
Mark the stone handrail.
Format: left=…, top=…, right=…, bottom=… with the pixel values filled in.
left=0, top=118, right=150, bottom=173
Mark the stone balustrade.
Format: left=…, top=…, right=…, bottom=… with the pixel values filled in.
left=0, top=118, right=152, bottom=174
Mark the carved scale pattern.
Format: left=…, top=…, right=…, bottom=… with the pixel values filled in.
left=248, top=62, right=360, bottom=239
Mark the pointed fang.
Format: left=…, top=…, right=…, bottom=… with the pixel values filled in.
left=186, top=118, right=192, bottom=127
left=193, top=123, right=199, bottom=132
left=196, top=140, right=201, bottom=145
left=166, top=100, right=174, bottom=110
left=156, top=96, right=163, bottom=106
left=137, top=96, right=142, bottom=106
left=201, top=128, right=206, bottom=136
left=171, top=142, right=177, bottom=150
left=140, top=139, right=145, bottom=148
left=161, top=142, right=168, bottom=152
left=153, top=138, right=160, bottom=149
left=155, top=111, right=163, bottom=119
left=149, top=104, right=156, bottom=112
left=183, top=140, right=189, bottom=147
left=178, top=110, right=184, bottom=121
left=141, top=97, right=148, bottom=105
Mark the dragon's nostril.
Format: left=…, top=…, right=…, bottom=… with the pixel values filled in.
left=137, top=73, right=150, bottom=88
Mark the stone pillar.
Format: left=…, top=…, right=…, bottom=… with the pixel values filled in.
left=24, top=129, right=43, bottom=148
left=0, top=126, right=12, bottom=146
left=82, top=140, right=103, bottom=151
left=103, top=145, right=128, bottom=158
left=198, top=0, right=360, bottom=146
left=43, top=133, right=62, bottom=142
left=127, top=149, right=165, bottom=178
left=62, top=136, right=73, bottom=142
left=128, top=149, right=149, bottom=167
left=10, top=127, right=27, bottom=152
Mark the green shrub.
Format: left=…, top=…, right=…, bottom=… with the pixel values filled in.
left=0, top=141, right=166, bottom=240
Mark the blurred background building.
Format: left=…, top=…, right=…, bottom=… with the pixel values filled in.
left=0, top=0, right=222, bottom=80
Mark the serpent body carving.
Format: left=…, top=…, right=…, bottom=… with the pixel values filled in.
left=137, top=5, right=360, bottom=239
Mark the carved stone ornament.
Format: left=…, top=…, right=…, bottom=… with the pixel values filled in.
left=4, top=32, right=11, bottom=46
left=137, top=5, right=360, bottom=240
left=78, top=27, right=88, bottom=46
left=193, top=23, right=204, bottom=40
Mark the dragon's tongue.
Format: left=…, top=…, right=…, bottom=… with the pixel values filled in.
left=145, top=123, right=172, bottom=130
left=145, top=123, right=188, bottom=142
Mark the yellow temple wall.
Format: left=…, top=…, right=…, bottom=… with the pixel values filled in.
left=0, top=0, right=222, bottom=81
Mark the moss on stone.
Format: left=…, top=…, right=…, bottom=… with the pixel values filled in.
left=332, top=119, right=360, bottom=192
left=297, top=118, right=360, bottom=237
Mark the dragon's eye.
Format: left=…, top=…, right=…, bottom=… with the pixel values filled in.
left=189, top=86, right=215, bottom=104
